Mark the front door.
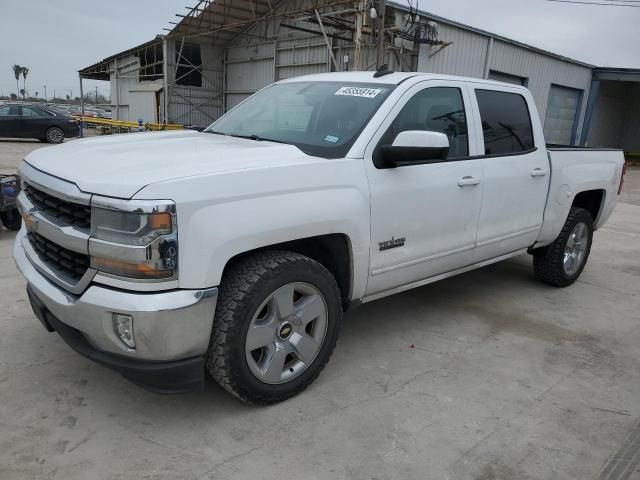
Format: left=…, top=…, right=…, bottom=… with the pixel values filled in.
left=467, top=85, right=550, bottom=261
left=364, top=81, right=483, bottom=298
left=0, top=105, right=21, bottom=138
left=19, top=106, right=53, bottom=139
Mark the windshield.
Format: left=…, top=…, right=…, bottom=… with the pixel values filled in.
left=205, top=81, right=395, bottom=158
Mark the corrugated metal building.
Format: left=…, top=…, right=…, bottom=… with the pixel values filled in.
left=79, top=0, right=639, bottom=152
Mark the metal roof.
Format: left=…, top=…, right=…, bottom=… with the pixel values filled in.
left=79, top=38, right=162, bottom=80
left=592, top=67, right=640, bottom=82
left=79, top=0, right=601, bottom=78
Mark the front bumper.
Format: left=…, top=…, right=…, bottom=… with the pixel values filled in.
left=14, top=234, right=218, bottom=393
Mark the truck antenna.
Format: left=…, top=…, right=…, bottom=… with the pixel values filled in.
left=374, top=64, right=394, bottom=78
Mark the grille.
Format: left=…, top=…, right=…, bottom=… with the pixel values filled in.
left=27, top=232, right=90, bottom=281
left=24, top=184, right=91, bottom=229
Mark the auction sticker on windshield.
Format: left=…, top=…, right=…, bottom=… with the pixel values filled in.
left=335, top=87, right=382, bottom=98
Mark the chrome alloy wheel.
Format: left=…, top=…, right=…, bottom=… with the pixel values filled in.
left=47, top=127, right=64, bottom=143
left=563, top=222, right=589, bottom=276
left=245, top=282, right=328, bottom=384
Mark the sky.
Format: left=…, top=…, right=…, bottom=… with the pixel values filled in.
left=1, top=0, right=639, bottom=100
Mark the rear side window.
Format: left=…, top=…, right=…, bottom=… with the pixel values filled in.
left=21, top=107, right=51, bottom=117
left=475, top=90, right=534, bottom=155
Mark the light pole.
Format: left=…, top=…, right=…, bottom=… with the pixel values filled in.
left=43, top=85, right=47, bottom=102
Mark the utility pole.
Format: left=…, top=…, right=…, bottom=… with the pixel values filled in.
left=95, top=86, right=98, bottom=105
left=43, top=85, right=47, bottom=102
left=53, top=89, right=56, bottom=100
left=376, top=0, right=386, bottom=69
left=354, top=1, right=364, bottom=71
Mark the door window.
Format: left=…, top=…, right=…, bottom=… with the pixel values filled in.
left=0, top=106, right=20, bottom=116
left=21, top=106, right=50, bottom=117
left=475, top=90, right=534, bottom=155
left=379, top=87, right=469, bottom=160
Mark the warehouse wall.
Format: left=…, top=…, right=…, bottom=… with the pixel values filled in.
left=417, top=23, right=489, bottom=78
left=166, top=38, right=224, bottom=127
left=418, top=21, right=593, bottom=144
left=586, top=82, right=628, bottom=149
left=621, top=83, right=640, bottom=152
left=109, top=54, right=162, bottom=123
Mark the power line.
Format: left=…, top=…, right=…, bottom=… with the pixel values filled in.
left=547, top=0, right=640, bottom=6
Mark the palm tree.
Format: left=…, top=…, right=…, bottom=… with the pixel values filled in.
left=12, top=65, right=21, bottom=96
left=21, top=67, right=29, bottom=99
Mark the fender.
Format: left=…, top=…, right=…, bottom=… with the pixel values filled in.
left=535, top=150, right=622, bottom=247
left=136, top=156, right=372, bottom=300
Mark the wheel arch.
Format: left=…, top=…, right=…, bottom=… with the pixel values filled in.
left=221, top=233, right=355, bottom=311
left=571, top=189, right=605, bottom=224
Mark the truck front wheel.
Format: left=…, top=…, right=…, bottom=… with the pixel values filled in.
left=206, top=251, right=342, bottom=404
left=533, top=207, right=594, bottom=287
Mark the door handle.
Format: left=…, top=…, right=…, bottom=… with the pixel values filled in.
left=531, top=168, right=549, bottom=177
left=458, top=176, right=481, bottom=187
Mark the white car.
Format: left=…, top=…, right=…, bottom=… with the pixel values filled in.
left=14, top=71, right=626, bottom=403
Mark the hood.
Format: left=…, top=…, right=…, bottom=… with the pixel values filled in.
left=24, top=130, right=316, bottom=199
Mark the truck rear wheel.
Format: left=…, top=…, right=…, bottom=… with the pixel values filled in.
left=206, top=251, right=342, bottom=404
left=533, top=207, right=594, bottom=287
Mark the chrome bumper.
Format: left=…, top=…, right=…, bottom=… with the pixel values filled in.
left=14, top=233, right=218, bottom=362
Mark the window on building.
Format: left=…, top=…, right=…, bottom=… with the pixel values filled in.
left=175, top=42, right=202, bottom=87
left=138, top=43, right=164, bottom=82
left=380, top=87, right=469, bottom=159
left=475, top=90, right=534, bottom=155
left=488, top=70, right=528, bottom=86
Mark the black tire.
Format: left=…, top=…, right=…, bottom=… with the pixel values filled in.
left=45, top=127, right=65, bottom=144
left=533, top=207, right=594, bottom=287
left=1, top=209, right=22, bottom=231
left=206, top=250, right=342, bottom=405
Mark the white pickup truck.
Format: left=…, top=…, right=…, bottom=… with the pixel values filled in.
left=14, top=71, right=625, bottom=404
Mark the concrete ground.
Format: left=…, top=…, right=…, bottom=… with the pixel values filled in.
left=1, top=139, right=639, bottom=480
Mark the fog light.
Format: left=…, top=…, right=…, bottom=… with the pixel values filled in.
left=113, top=314, right=135, bottom=349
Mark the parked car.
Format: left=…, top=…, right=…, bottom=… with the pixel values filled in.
left=0, top=104, right=79, bottom=143
left=13, top=71, right=626, bottom=404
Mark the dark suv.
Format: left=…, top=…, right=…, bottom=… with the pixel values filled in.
left=0, top=104, right=80, bottom=144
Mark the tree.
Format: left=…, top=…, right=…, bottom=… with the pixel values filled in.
left=19, top=88, right=25, bottom=98
left=12, top=65, right=21, bottom=95
left=21, top=66, right=29, bottom=99
left=65, top=94, right=70, bottom=101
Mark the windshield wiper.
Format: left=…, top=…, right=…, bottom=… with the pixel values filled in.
left=228, top=134, right=288, bottom=144
left=204, top=130, right=288, bottom=145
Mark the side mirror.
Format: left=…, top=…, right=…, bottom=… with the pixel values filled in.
left=379, top=131, right=450, bottom=167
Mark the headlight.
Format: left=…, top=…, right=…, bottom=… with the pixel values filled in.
left=89, top=199, right=178, bottom=280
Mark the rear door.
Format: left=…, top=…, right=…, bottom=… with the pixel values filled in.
left=20, top=106, right=54, bottom=139
left=364, top=80, right=483, bottom=297
left=467, top=84, right=550, bottom=261
left=0, top=105, right=22, bottom=138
